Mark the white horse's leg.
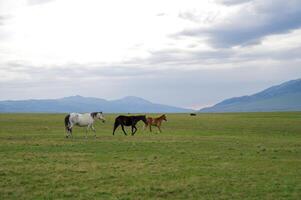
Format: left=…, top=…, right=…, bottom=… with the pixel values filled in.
left=66, top=124, right=71, bottom=138
left=65, top=128, right=69, bottom=138
left=85, top=125, right=89, bottom=139
left=65, top=125, right=69, bottom=138
left=69, top=123, right=73, bottom=138
left=91, top=124, right=96, bottom=138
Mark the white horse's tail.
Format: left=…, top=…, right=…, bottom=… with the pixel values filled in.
left=64, top=114, right=71, bottom=131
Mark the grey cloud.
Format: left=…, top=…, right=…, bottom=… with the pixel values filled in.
left=0, top=15, right=12, bottom=26
left=145, top=48, right=236, bottom=66
left=27, top=0, right=54, bottom=6
left=156, top=13, right=166, bottom=17
left=215, top=0, right=253, bottom=5
left=178, top=0, right=301, bottom=48
left=178, top=11, right=219, bottom=24
left=143, top=41, right=301, bottom=68
left=0, top=15, right=14, bottom=40
left=0, top=16, right=4, bottom=25
left=238, top=46, right=301, bottom=61
left=2, top=62, right=160, bottom=82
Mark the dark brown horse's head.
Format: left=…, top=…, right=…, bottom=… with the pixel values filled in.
left=140, top=115, right=148, bottom=125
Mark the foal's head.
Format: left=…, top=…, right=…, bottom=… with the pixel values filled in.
left=91, top=112, right=105, bottom=123
left=161, top=114, right=167, bottom=121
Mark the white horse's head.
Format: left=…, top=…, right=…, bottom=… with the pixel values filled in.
left=94, top=112, right=105, bottom=123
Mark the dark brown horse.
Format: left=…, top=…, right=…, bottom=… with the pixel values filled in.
left=113, top=115, right=147, bottom=136
left=145, top=114, right=167, bottom=133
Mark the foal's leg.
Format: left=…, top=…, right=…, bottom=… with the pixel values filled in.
left=158, top=126, right=162, bottom=133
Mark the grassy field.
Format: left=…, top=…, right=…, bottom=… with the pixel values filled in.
left=0, top=112, right=300, bottom=199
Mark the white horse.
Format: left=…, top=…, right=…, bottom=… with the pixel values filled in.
left=64, top=112, right=105, bottom=138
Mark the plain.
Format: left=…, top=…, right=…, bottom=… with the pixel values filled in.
left=0, top=112, right=300, bottom=199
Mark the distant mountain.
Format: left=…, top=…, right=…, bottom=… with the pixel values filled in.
left=0, top=95, right=193, bottom=113
left=200, top=79, right=301, bottom=113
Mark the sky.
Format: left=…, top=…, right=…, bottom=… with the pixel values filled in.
left=0, top=0, right=301, bottom=109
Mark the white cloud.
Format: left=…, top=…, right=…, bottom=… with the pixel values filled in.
left=0, top=0, right=233, bottom=65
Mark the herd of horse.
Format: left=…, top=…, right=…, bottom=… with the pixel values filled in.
left=64, top=112, right=167, bottom=138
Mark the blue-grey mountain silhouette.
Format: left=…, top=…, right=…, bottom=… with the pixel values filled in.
left=0, top=95, right=193, bottom=113
left=200, top=79, right=301, bottom=112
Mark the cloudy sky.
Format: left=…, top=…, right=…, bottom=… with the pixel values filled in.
left=0, top=0, right=301, bottom=109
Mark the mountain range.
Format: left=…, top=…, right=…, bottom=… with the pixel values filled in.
left=1, top=78, right=301, bottom=113
left=200, top=78, right=301, bottom=112
left=0, top=95, right=193, bottom=113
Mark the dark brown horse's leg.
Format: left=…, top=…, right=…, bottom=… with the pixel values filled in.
left=149, top=124, right=152, bottom=132
left=131, top=125, right=137, bottom=136
left=121, top=124, right=127, bottom=136
left=112, top=121, right=119, bottom=135
left=131, top=126, right=134, bottom=135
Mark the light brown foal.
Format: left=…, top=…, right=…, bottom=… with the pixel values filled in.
left=145, top=114, right=167, bottom=133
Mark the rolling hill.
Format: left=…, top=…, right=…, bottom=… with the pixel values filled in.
left=0, top=95, right=193, bottom=113
left=200, top=79, right=301, bottom=112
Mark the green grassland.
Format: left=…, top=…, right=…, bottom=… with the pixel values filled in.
left=0, top=112, right=300, bottom=199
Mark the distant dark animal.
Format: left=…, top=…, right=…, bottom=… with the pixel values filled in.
left=65, top=112, right=105, bottom=138
left=113, top=115, right=147, bottom=136
left=145, top=114, right=167, bottom=133
left=190, top=113, right=197, bottom=116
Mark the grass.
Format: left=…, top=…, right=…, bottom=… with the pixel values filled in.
left=0, top=112, right=300, bottom=199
